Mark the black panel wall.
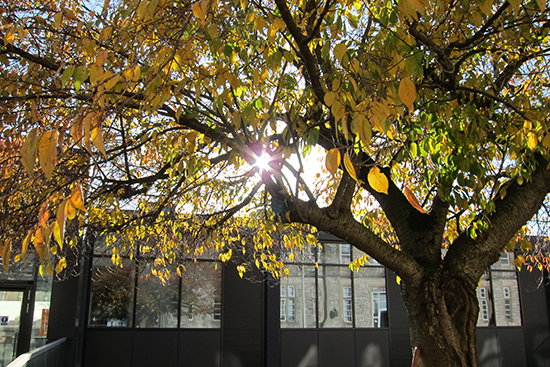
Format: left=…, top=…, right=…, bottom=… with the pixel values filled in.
left=221, top=264, right=265, bottom=367
left=318, top=330, right=356, bottom=367
left=280, top=330, right=318, bottom=367
left=355, top=329, right=391, bottom=367
left=385, top=269, right=411, bottom=367
left=518, top=268, right=550, bottom=367
left=83, top=329, right=221, bottom=367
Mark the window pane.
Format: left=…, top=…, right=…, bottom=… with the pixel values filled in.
left=31, top=276, right=52, bottom=349
left=89, top=257, right=135, bottom=327
left=340, top=244, right=351, bottom=265
left=135, top=262, right=178, bottom=328
left=280, top=265, right=317, bottom=328
left=492, top=271, right=521, bottom=326
left=354, top=267, right=387, bottom=328
left=320, top=243, right=342, bottom=265
left=180, top=262, right=222, bottom=328
left=318, top=266, right=353, bottom=328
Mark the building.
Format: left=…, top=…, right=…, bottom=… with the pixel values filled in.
left=1, top=233, right=550, bottom=367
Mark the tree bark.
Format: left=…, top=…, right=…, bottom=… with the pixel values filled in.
left=402, top=271, right=479, bottom=367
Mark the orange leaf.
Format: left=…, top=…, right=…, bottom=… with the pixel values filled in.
left=404, top=185, right=427, bottom=213
left=325, top=148, right=341, bottom=176
left=70, top=185, right=87, bottom=212
left=2, top=239, right=12, bottom=274
left=34, top=228, right=47, bottom=263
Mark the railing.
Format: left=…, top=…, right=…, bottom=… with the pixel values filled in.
left=7, top=338, right=66, bottom=367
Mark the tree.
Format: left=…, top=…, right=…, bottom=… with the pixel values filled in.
left=1, top=0, right=550, bottom=365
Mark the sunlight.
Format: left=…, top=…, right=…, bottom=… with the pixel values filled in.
left=254, top=152, right=273, bottom=172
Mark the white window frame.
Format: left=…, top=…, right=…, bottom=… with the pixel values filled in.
left=288, top=286, right=295, bottom=298
left=504, top=299, right=512, bottom=320
left=479, top=287, right=487, bottom=299
left=340, top=244, right=351, bottom=264
left=213, top=299, right=222, bottom=321
left=372, top=291, right=387, bottom=328
left=344, top=299, right=353, bottom=323
left=343, top=287, right=352, bottom=299
left=280, top=285, right=287, bottom=297
left=288, top=298, right=295, bottom=322
left=280, top=298, right=287, bottom=322
left=481, top=299, right=489, bottom=321
left=500, top=252, right=510, bottom=266
left=503, top=287, right=511, bottom=299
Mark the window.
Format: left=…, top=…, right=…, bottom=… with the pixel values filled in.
left=281, top=285, right=296, bottom=323
left=188, top=305, right=193, bottom=321
left=499, top=252, right=510, bottom=266
left=281, top=243, right=387, bottom=329
left=479, top=287, right=487, bottom=299
left=504, top=300, right=512, bottom=320
left=340, top=244, right=351, bottom=264
left=288, top=299, right=296, bottom=322
left=343, top=287, right=352, bottom=299
left=481, top=299, right=489, bottom=321
left=344, top=287, right=353, bottom=323
left=89, top=237, right=222, bottom=329
left=288, top=286, right=295, bottom=298
left=280, top=298, right=287, bottom=322
left=503, top=287, right=510, bottom=299
left=372, top=292, right=388, bottom=328
left=213, top=298, right=222, bottom=321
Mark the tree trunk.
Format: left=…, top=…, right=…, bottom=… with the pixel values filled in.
left=401, top=271, right=479, bottom=367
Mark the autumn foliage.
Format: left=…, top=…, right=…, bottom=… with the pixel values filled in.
left=1, top=0, right=550, bottom=364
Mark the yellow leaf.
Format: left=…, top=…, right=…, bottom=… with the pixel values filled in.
left=368, top=166, right=389, bottom=194
left=399, top=77, right=416, bottom=111
left=2, top=239, right=12, bottom=274
left=21, top=231, right=32, bottom=262
left=325, top=148, right=341, bottom=175
left=508, top=0, right=522, bottom=14
left=55, top=201, right=66, bottom=250
left=514, top=254, right=525, bottom=269
left=70, top=185, right=87, bottom=212
left=404, top=185, right=427, bottom=213
left=103, top=71, right=120, bottom=90
left=46, top=261, right=53, bottom=277
left=543, top=133, right=550, bottom=149
left=91, top=122, right=107, bottom=157
left=55, top=258, right=67, bottom=274
left=71, top=115, right=84, bottom=147
left=38, top=130, right=58, bottom=179
left=324, top=91, right=336, bottom=107
left=4, top=27, right=16, bottom=46
left=65, top=197, right=77, bottom=220
left=21, top=128, right=38, bottom=176
left=343, top=153, right=358, bottom=182
left=396, top=275, right=401, bottom=285
left=331, top=100, right=345, bottom=122
left=536, top=0, right=546, bottom=11
left=527, top=131, right=538, bottom=150
left=192, top=0, right=207, bottom=21
left=34, top=228, right=47, bottom=263
left=354, top=113, right=372, bottom=145
left=334, top=42, right=347, bottom=64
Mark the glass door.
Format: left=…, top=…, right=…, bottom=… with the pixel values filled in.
left=0, top=289, right=31, bottom=367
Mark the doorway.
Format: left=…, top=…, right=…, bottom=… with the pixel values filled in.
left=0, top=286, right=33, bottom=367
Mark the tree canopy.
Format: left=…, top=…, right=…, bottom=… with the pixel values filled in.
left=1, top=0, right=550, bottom=364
